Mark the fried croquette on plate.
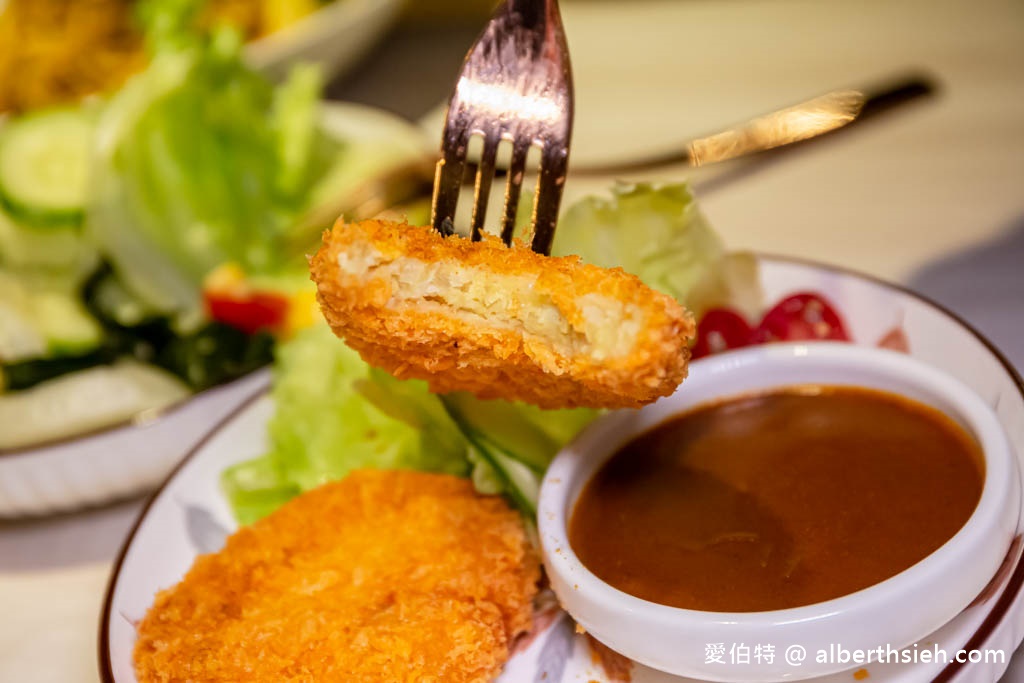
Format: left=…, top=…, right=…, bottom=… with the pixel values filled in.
left=133, top=470, right=540, bottom=683
left=310, top=219, right=695, bottom=409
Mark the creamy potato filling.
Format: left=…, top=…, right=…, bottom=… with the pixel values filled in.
left=337, top=245, right=644, bottom=360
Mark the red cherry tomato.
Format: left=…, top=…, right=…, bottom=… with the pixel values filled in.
left=692, top=308, right=754, bottom=359
left=751, top=292, right=850, bottom=343
left=204, top=291, right=289, bottom=335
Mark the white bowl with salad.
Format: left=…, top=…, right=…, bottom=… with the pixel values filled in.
left=0, top=5, right=430, bottom=516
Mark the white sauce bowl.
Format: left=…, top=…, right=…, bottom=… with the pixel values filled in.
left=538, top=342, right=1020, bottom=681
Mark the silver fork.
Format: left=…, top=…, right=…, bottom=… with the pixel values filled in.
left=430, top=0, right=573, bottom=256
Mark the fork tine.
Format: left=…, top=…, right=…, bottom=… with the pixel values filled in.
left=530, top=143, right=569, bottom=255
left=470, top=132, right=501, bottom=241
left=431, top=130, right=469, bottom=237
left=432, top=0, right=573, bottom=250
left=500, top=139, right=531, bottom=245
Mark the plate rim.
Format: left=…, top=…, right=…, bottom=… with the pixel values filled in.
left=96, top=253, right=1024, bottom=682
left=0, top=367, right=272, bottom=459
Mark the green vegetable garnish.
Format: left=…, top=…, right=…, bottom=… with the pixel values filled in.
left=554, top=182, right=763, bottom=319
left=221, top=324, right=468, bottom=524
left=88, top=0, right=336, bottom=314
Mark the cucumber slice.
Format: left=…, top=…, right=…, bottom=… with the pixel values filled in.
left=0, top=270, right=102, bottom=361
left=0, top=273, right=47, bottom=362
left=0, top=305, right=47, bottom=363
left=33, top=293, right=103, bottom=356
left=0, top=207, right=97, bottom=271
left=0, top=108, right=94, bottom=227
left=0, top=360, right=190, bottom=450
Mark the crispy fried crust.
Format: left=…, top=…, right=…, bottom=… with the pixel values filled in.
left=134, top=470, right=540, bottom=683
left=310, top=219, right=694, bottom=409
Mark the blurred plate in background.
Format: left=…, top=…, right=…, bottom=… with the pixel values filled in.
left=246, top=0, right=406, bottom=82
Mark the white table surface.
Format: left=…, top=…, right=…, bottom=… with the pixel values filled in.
left=2, top=0, right=1023, bottom=681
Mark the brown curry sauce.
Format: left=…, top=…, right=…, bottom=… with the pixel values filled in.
left=568, top=387, right=984, bottom=612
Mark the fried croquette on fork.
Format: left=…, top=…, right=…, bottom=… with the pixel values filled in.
left=133, top=470, right=540, bottom=682
left=310, top=219, right=695, bottom=409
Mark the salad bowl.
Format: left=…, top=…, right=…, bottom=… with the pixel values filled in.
left=0, top=101, right=429, bottom=517
left=100, top=255, right=1024, bottom=683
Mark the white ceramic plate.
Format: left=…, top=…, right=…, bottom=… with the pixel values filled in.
left=99, top=256, right=1024, bottom=683
left=0, top=102, right=429, bottom=518
left=246, top=0, right=405, bottom=82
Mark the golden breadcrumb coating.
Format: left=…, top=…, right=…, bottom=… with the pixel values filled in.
left=134, top=470, right=540, bottom=683
left=310, top=219, right=694, bottom=409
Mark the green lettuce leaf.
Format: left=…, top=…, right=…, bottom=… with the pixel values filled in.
left=88, top=23, right=335, bottom=314
left=439, top=394, right=598, bottom=516
left=221, top=324, right=469, bottom=524
left=552, top=182, right=761, bottom=318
